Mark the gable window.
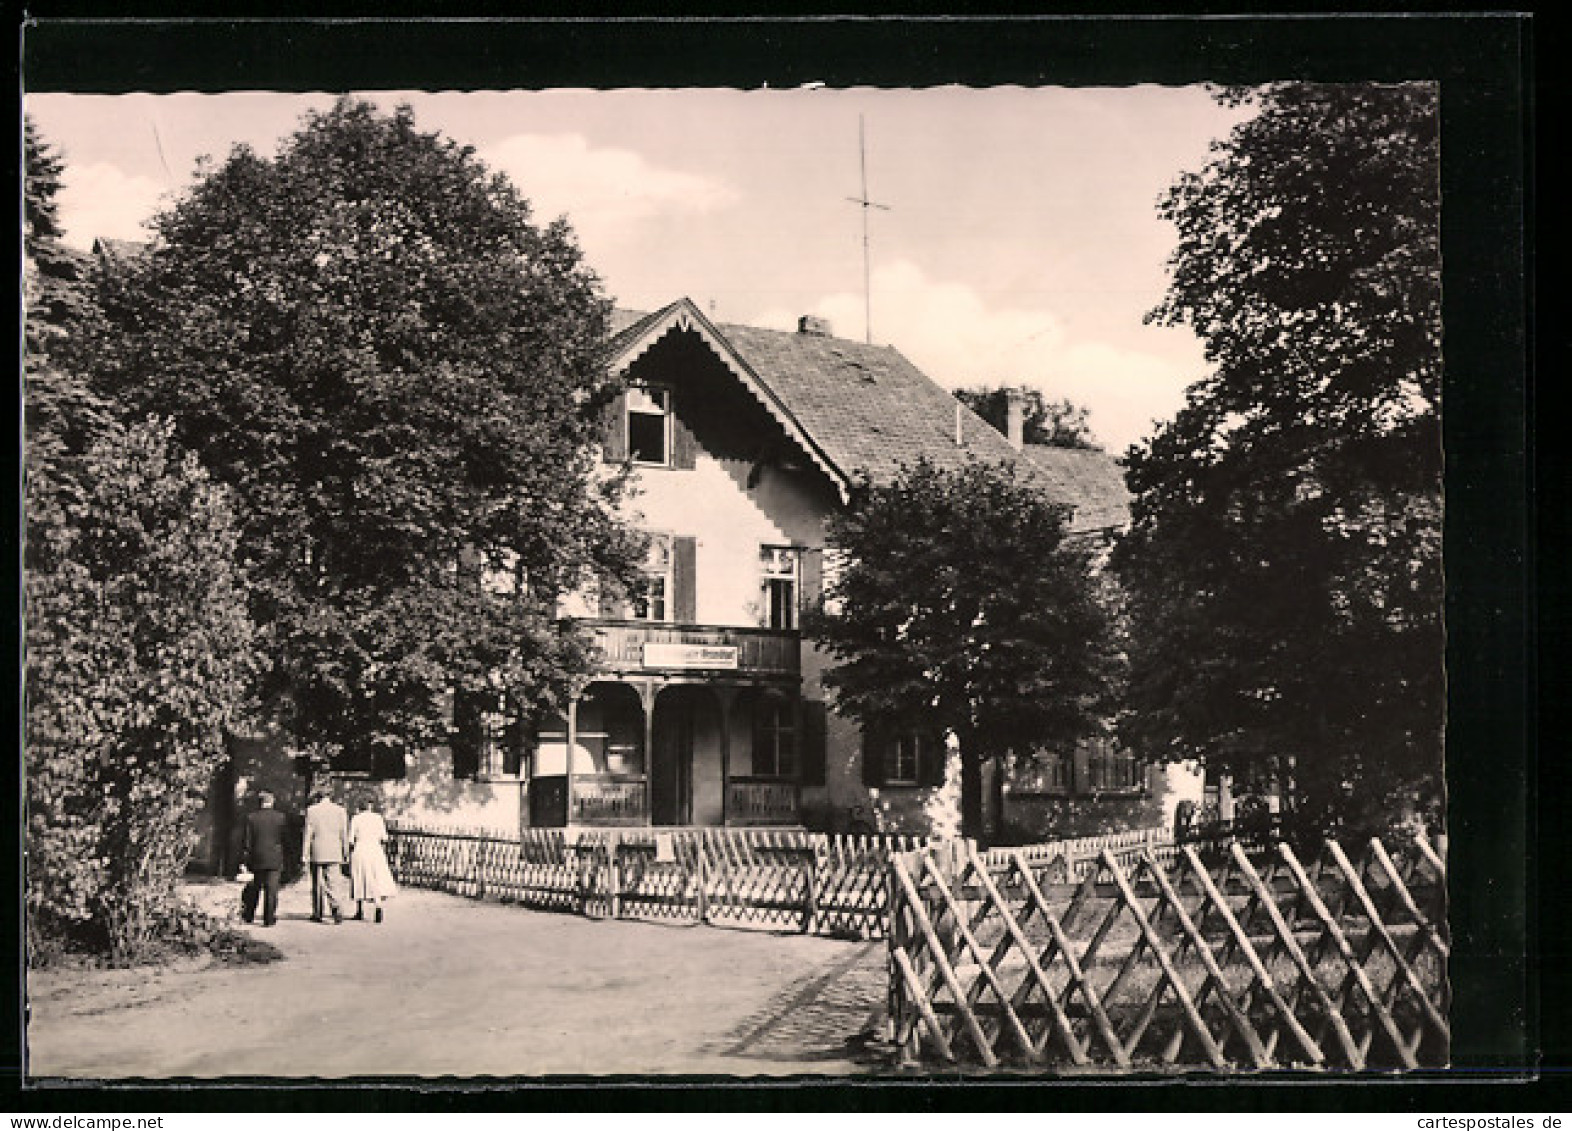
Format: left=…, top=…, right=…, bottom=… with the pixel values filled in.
left=751, top=697, right=797, bottom=778
left=627, top=383, right=671, bottom=466
left=631, top=534, right=673, bottom=622
left=760, top=545, right=800, bottom=630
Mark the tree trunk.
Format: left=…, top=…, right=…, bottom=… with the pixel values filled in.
left=960, top=749, right=985, bottom=848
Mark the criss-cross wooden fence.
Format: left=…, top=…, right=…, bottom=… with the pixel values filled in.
left=886, top=836, right=1448, bottom=1071
left=387, top=824, right=929, bottom=939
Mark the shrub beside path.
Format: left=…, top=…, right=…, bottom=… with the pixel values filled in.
left=27, top=878, right=891, bottom=1080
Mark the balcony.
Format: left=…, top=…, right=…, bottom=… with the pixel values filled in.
left=585, top=619, right=800, bottom=680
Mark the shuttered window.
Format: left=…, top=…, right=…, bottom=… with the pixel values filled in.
left=751, top=696, right=797, bottom=779
left=863, top=728, right=945, bottom=788
left=1084, top=737, right=1142, bottom=793
left=630, top=534, right=672, bottom=622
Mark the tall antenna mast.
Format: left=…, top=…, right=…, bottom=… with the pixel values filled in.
left=845, top=115, right=890, bottom=345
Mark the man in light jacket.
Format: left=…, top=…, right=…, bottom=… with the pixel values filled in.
left=302, top=782, right=349, bottom=924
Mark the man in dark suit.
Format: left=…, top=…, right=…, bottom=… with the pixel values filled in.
left=239, top=790, right=288, bottom=927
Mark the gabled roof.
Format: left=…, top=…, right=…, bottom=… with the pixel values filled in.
left=1021, top=444, right=1131, bottom=534
left=713, top=319, right=1027, bottom=486
left=608, top=299, right=1031, bottom=504
left=609, top=298, right=1134, bottom=533
left=92, top=237, right=150, bottom=269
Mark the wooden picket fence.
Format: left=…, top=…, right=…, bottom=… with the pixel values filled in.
left=985, top=827, right=1179, bottom=880
left=886, top=836, right=1448, bottom=1071
left=387, top=823, right=928, bottom=939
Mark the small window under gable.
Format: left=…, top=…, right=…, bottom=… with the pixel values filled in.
left=627, top=382, right=671, bottom=466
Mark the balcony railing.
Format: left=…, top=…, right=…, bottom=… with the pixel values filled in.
left=726, top=777, right=801, bottom=826
left=584, top=619, right=799, bottom=679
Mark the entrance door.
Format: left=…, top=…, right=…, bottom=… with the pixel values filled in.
left=651, top=694, right=693, bottom=826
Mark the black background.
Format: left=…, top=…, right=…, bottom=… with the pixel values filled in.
left=12, top=8, right=1541, bottom=1112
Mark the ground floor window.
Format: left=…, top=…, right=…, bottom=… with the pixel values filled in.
left=331, top=741, right=407, bottom=781
left=1013, top=750, right=1073, bottom=795
left=480, top=711, right=524, bottom=779
left=863, top=728, right=944, bottom=788
left=750, top=696, right=796, bottom=778
left=1083, top=736, right=1142, bottom=794
left=888, top=734, right=921, bottom=784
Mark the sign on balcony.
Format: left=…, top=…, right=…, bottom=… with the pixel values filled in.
left=642, top=642, right=740, bottom=670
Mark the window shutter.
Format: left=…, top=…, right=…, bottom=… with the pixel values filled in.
left=451, top=693, right=482, bottom=781
left=597, top=580, right=622, bottom=619
left=918, top=732, right=946, bottom=788
left=672, top=536, right=697, bottom=622
left=800, top=700, right=828, bottom=787
left=672, top=395, right=698, bottom=469
left=602, top=392, right=628, bottom=462
left=800, top=547, right=823, bottom=621
left=861, top=727, right=887, bottom=788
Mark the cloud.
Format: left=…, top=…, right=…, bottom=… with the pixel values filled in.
left=483, top=133, right=736, bottom=247
left=756, top=259, right=1203, bottom=452
left=56, top=162, right=169, bottom=249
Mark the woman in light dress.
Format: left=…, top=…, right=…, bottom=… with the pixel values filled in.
left=348, top=797, right=397, bottom=922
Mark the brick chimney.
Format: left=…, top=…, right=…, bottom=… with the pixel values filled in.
left=1004, top=389, right=1026, bottom=450
left=798, top=314, right=832, bottom=337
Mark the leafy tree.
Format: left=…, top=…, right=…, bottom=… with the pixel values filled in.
left=811, top=458, right=1121, bottom=843
left=27, top=418, right=259, bottom=961
left=24, top=116, right=95, bottom=340
left=24, top=116, right=108, bottom=483
left=76, top=98, right=644, bottom=769
left=954, top=384, right=1098, bottom=449
left=1111, top=83, right=1442, bottom=843
left=26, top=120, right=261, bottom=962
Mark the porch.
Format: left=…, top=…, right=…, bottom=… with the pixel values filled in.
left=526, top=619, right=809, bottom=829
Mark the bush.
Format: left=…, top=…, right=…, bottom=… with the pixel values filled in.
left=26, top=419, right=259, bottom=963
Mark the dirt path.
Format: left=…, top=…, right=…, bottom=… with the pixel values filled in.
left=26, top=879, right=892, bottom=1080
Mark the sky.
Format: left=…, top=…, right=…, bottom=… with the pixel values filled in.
left=26, top=87, right=1250, bottom=453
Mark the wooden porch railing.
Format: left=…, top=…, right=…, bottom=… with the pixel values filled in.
left=726, top=777, right=800, bottom=826
left=529, top=773, right=802, bottom=828
left=571, top=775, right=648, bottom=825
